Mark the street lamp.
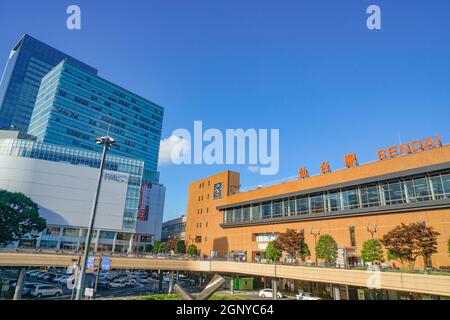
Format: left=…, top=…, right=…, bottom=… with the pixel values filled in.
left=75, top=136, right=116, bottom=300
left=310, top=228, right=321, bottom=266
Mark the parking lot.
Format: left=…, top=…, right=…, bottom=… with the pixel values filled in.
left=0, top=267, right=193, bottom=300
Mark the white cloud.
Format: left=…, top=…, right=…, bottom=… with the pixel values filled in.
left=248, top=165, right=261, bottom=174
left=158, top=135, right=191, bottom=165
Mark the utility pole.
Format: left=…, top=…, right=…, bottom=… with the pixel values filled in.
left=75, top=136, right=115, bottom=300
left=310, top=228, right=321, bottom=266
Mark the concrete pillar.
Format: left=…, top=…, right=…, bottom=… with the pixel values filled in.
left=333, top=285, right=341, bottom=300
left=158, top=270, right=163, bottom=292
left=13, top=267, right=26, bottom=300
left=57, top=227, right=64, bottom=250
left=176, top=270, right=179, bottom=282
left=230, top=277, right=234, bottom=294
left=111, top=232, right=117, bottom=253
left=272, top=278, right=278, bottom=300
left=94, top=230, right=100, bottom=253
left=128, top=234, right=134, bottom=253
left=168, top=271, right=174, bottom=294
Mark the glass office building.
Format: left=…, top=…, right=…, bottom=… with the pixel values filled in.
left=0, top=137, right=155, bottom=252
left=28, top=60, right=163, bottom=183
left=0, top=34, right=97, bottom=133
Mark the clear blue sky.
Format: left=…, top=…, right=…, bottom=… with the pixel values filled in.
left=1, top=0, right=449, bottom=221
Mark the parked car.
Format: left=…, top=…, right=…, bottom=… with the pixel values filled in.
left=109, top=279, right=127, bottom=288
left=97, top=279, right=111, bottom=290
left=136, top=276, right=150, bottom=284
left=31, top=285, right=63, bottom=298
left=22, top=283, right=40, bottom=296
left=35, top=272, right=47, bottom=280
left=296, top=292, right=321, bottom=300
left=54, top=274, right=68, bottom=285
left=258, top=288, right=283, bottom=299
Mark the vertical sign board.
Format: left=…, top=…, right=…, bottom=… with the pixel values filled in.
left=87, top=256, right=95, bottom=271
left=101, top=257, right=111, bottom=271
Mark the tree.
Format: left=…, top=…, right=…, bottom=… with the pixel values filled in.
left=175, top=240, right=186, bottom=254
left=360, top=239, right=385, bottom=263
left=151, top=240, right=162, bottom=254
left=166, top=239, right=177, bottom=251
left=142, top=244, right=153, bottom=253
left=381, top=222, right=440, bottom=269
left=159, top=242, right=167, bottom=253
left=265, top=241, right=282, bottom=262
left=187, top=244, right=198, bottom=256
left=299, top=242, right=311, bottom=262
left=0, top=190, right=46, bottom=247
left=273, top=229, right=304, bottom=258
left=315, top=234, right=338, bottom=264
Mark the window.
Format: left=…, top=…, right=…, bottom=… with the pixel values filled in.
left=429, top=175, right=445, bottom=199
left=272, top=201, right=282, bottom=218
left=195, top=236, right=202, bottom=243
left=310, top=194, right=324, bottom=213
left=442, top=174, right=450, bottom=196
left=234, top=207, right=242, bottom=222
left=242, top=206, right=250, bottom=221
left=413, top=178, right=430, bottom=201
left=326, top=192, right=341, bottom=211
left=383, top=182, right=404, bottom=205
left=262, top=202, right=271, bottom=219
left=296, top=197, right=309, bottom=214
left=251, top=204, right=261, bottom=220
left=360, top=185, right=380, bottom=207
left=342, top=189, right=359, bottom=210
left=288, top=198, right=296, bottom=215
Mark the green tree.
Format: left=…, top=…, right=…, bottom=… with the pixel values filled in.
left=187, top=244, right=198, bottom=256
left=159, top=242, right=167, bottom=253
left=360, top=239, right=385, bottom=263
left=265, top=241, right=282, bottom=262
left=315, top=234, right=338, bottom=264
left=151, top=240, right=162, bottom=254
left=175, top=240, right=186, bottom=254
left=299, top=242, right=311, bottom=262
left=381, top=222, right=440, bottom=269
left=0, top=190, right=46, bottom=247
left=142, top=244, right=153, bottom=253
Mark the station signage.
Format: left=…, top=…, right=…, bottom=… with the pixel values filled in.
left=377, top=134, right=442, bottom=161
left=298, top=134, right=443, bottom=179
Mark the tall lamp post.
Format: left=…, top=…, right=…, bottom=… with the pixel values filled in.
left=310, top=228, right=321, bottom=266
left=75, top=136, right=116, bottom=300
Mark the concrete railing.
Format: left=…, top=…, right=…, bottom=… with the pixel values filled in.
left=1, top=252, right=449, bottom=297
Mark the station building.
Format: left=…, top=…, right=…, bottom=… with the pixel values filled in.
left=185, top=135, right=450, bottom=269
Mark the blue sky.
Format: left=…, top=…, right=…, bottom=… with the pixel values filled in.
left=1, top=0, right=450, bottom=221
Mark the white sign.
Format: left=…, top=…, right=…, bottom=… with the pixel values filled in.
left=84, top=288, right=94, bottom=298
left=258, top=243, right=268, bottom=250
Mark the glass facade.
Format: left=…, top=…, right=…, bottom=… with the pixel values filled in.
left=0, top=34, right=97, bottom=133
left=28, top=60, right=164, bottom=183
left=223, top=170, right=450, bottom=224
left=0, top=138, right=143, bottom=231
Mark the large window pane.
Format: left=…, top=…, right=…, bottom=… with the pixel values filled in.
left=384, top=182, right=404, bottom=205
left=413, top=178, right=430, bottom=201
left=403, top=180, right=416, bottom=203
left=234, top=207, right=242, bottom=222
left=310, top=194, right=324, bottom=213
left=326, top=192, right=341, bottom=211
left=272, top=201, right=282, bottom=218
left=361, top=185, right=380, bottom=207
left=296, top=197, right=309, bottom=214
left=251, top=204, right=261, bottom=220
left=288, top=198, right=296, bottom=215
left=429, top=176, right=445, bottom=199
left=342, top=189, right=359, bottom=210
left=443, top=174, right=450, bottom=197
left=242, top=206, right=250, bottom=221
left=262, top=202, right=271, bottom=219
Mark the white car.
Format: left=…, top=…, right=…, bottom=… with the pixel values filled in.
left=54, top=274, right=68, bottom=285
left=31, top=285, right=63, bottom=298
left=258, top=288, right=283, bottom=299
left=296, top=292, right=321, bottom=300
